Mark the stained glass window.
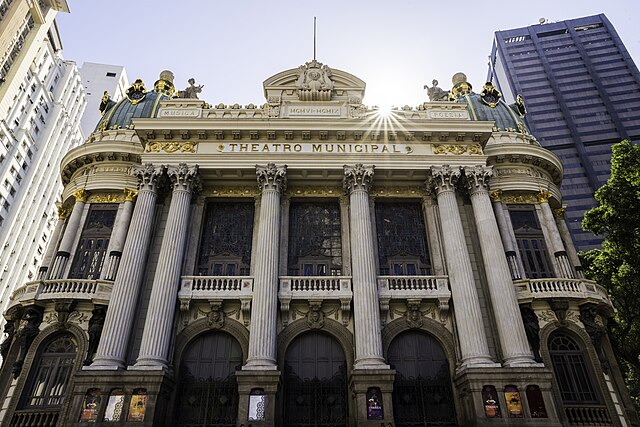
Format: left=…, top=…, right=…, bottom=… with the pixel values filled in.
left=375, top=202, right=431, bottom=275
left=509, top=207, right=554, bottom=278
left=288, top=202, right=342, bottom=276
left=197, top=202, right=254, bottom=276
left=70, top=204, right=118, bottom=279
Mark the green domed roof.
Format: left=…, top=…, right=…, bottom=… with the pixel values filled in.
left=95, top=71, right=176, bottom=133
left=449, top=74, right=530, bottom=134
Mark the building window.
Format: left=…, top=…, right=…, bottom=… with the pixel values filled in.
left=196, top=201, right=254, bottom=276
left=548, top=332, right=598, bottom=404
left=509, top=206, right=554, bottom=278
left=287, top=201, right=342, bottom=276
left=69, top=204, right=118, bottom=279
left=375, top=202, right=431, bottom=275
left=106, top=72, right=117, bottom=77
left=23, top=335, right=77, bottom=408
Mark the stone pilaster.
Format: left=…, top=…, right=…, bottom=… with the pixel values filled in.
left=537, top=191, right=575, bottom=279
left=244, top=163, right=286, bottom=370
left=344, top=164, right=387, bottom=369
left=48, top=189, right=88, bottom=279
left=37, top=205, right=69, bottom=280
left=489, top=190, right=524, bottom=280
left=89, top=164, right=163, bottom=369
left=102, top=189, right=137, bottom=280
left=427, top=166, right=497, bottom=369
left=135, top=164, right=199, bottom=368
left=464, top=166, right=537, bottom=367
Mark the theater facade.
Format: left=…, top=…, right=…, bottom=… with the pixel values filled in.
left=0, top=61, right=636, bottom=426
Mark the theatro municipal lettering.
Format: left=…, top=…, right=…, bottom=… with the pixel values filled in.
left=215, top=142, right=413, bottom=154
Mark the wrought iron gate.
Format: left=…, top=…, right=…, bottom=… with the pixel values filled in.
left=176, top=373, right=238, bottom=427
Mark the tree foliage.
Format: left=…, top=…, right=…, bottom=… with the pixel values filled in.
left=580, top=140, right=640, bottom=408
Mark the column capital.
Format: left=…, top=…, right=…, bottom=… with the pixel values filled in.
left=553, top=206, right=567, bottom=219
left=343, top=164, right=374, bottom=194
left=167, top=163, right=200, bottom=193
left=256, top=163, right=287, bottom=194
left=427, top=165, right=460, bottom=194
left=134, top=163, right=164, bottom=192
left=489, top=189, right=502, bottom=202
left=464, top=165, right=493, bottom=194
left=123, top=188, right=138, bottom=202
left=72, top=189, right=89, bottom=203
left=57, top=205, right=71, bottom=220
left=536, top=190, right=552, bottom=203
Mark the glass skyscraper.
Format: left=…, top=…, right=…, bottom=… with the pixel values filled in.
left=488, top=14, right=640, bottom=251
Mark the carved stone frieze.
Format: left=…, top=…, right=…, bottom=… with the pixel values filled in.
left=370, top=186, right=425, bottom=197
left=201, top=186, right=259, bottom=197
left=343, top=164, right=374, bottom=194
left=287, top=186, right=342, bottom=197
left=89, top=193, right=124, bottom=203
left=433, top=143, right=483, bottom=155
left=256, top=163, right=287, bottom=193
left=145, top=141, right=197, bottom=153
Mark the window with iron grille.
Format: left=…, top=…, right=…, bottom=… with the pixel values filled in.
left=287, top=201, right=342, bottom=276
left=549, top=332, right=599, bottom=403
left=509, top=206, right=554, bottom=278
left=196, top=201, right=254, bottom=276
left=69, top=204, right=117, bottom=279
left=23, top=335, right=77, bottom=408
left=375, top=202, right=431, bottom=275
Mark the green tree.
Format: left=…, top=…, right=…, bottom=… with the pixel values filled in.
left=580, top=140, right=640, bottom=409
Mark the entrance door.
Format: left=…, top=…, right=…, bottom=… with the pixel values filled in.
left=176, top=332, right=242, bottom=427
left=388, top=331, right=456, bottom=426
left=283, top=332, right=347, bottom=427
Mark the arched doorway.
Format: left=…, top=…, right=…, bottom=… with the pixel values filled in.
left=388, top=331, right=456, bottom=426
left=176, top=331, right=242, bottom=427
left=282, top=331, right=348, bottom=427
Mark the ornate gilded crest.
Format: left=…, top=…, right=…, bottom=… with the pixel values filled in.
left=480, top=82, right=502, bottom=108
left=126, top=79, right=147, bottom=104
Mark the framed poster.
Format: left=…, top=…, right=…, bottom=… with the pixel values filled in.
left=127, top=388, right=147, bottom=422
left=482, top=385, right=501, bottom=418
left=248, top=388, right=266, bottom=421
left=103, top=389, right=125, bottom=422
left=526, top=385, right=548, bottom=418
left=79, top=388, right=101, bottom=422
left=366, top=387, right=384, bottom=420
left=504, top=385, right=523, bottom=417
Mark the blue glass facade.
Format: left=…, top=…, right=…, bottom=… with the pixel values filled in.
left=488, top=14, right=640, bottom=251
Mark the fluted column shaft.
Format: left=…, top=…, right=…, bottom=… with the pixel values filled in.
left=538, top=195, right=575, bottom=278
left=244, top=164, right=286, bottom=370
left=90, top=164, right=162, bottom=369
left=38, top=206, right=69, bottom=280
left=102, top=193, right=136, bottom=281
left=135, top=164, right=198, bottom=368
left=48, top=190, right=88, bottom=279
left=344, top=164, right=387, bottom=369
left=491, top=193, right=523, bottom=280
left=429, top=166, right=496, bottom=369
left=554, top=207, right=584, bottom=278
left=465, top=166, right=536, bottom=366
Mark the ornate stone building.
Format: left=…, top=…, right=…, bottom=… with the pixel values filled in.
left=0, top=62, right=636, bottom=426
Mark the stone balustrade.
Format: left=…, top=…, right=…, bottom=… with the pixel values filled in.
left=178, top=276, right=254, bottom=324
left=515, top=278, right=613, bottom=311
left=8, top=279, right=114, bottom=307
left=9, top=409, right=59, bottom=427
left=564, top=405, right=612, bottom=426
left=378, top=275, right=451, bottom=323
left=278, top=276, right=352, bottom=326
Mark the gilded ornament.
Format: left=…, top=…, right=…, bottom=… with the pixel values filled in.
left=433, top=144, right=483, bottom=155
left=480, top=82, right=502, bottom=108
left=145, top=141, right=197, bottom=153
left=202, top=186, right=258, bottom=197
left=287, top=186, right=342, bottom=197
left=553, top=207, right=566, bottom=219
left=500, top=194, right=538, bottom=204
left=89, top=193, right=123, bottom=203
left=57, top=206, right=71, bottom=219
left=489, top=189, right=502, bottom=202
left=125, top=79, right=146, bottom=105
left=370, top=186, right=425, bottom=197
left=72, top=189, right=89, bottom=203
left=124, top=189, right=139, bottom=202
left=536, top=190, right=552, bottom=203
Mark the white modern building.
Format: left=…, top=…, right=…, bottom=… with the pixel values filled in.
left=0, top=0, right=85, bottom=336
left=78, top=62, right=128, bottom=138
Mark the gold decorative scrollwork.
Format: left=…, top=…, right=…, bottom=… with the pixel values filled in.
left=201, top=186, right=258, bottom=197
left=57, top=206, right=71, bottom=219
left=145, top=141, right=197, bottom=153
left=501, top=194, right=538, bottom=204
left=553, top=207, right=566, bottom=219
left=89, top=193, right=123, bottom=203
left=287, top=186, right=342, bottom=197
left=124, top=189, right=139, bottom=202
left=536, top=190, right=552, bottom=203
left=370, top=186, right=425, bottom=197
left=72, top=189, right=89, bottom=203
left=489, top=189, right=502, bottom=202
left=433, top=143, right=483, bottom=155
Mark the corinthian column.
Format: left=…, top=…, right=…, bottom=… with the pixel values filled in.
left=537, top=191, right=575, bottom=278
left=344, top=164, right=387, bottom=368
left=464, top=166, right=536, bottom=366
left=428, top=166, right=497, bottom=369
left=38, top=205, right=70, bottom=280
left=135, top=164, right=199, bottom=368
left=89, top=164, right=163, bottom=369
left=101, top=190, right=137, bottom=281
left=48, top=189, right=88, bottom=279
left=244, top=163, right=286, bottom=370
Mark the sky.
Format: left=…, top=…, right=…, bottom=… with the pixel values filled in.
left=56, top=0, right=640, bottom=108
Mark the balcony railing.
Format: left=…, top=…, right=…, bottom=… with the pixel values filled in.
left=8, top=279, right=113, bottom=307
left=278, top=276, right=352, bottom=326
left=515, top=278, right=613, bottom=310
left=564, top=405, right=612, bottom=426
left=9, top=409, right=59, bottom=427
left=178, top=276, right=253, bottom=325
left=377, top=275, right=451, bottom=324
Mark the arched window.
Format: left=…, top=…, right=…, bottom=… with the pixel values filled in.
left=23, top=335, right=77, bottom=408
left=548, top=332, right=598, bottom=403
left=388, top=331, right=456, bottom=426
left=282, top=332, right=347, bottom=427
left=176, top=332, right=242, bottom=427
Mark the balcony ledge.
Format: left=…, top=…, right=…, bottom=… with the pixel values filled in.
left=278, top=276, right=352, bottom=326
left=377, top=275, right=451, bottom=324
left=515, top=278, right=614, bottom=314
left=8, top=279, right=114, bottom=308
